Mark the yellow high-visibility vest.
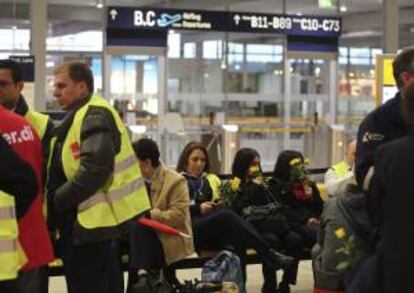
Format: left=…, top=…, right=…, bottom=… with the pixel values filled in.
left=0, top=191, right=26, bottom=281
left=332, top=161, right=351, bottom=178
left=24, top=110, right=49, bottom=140
left=206, top=173, right=221, bottom=202
left=60, top=95, right=151, bottom=229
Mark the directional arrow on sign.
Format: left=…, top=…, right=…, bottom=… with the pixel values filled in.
left=234, top=14, right=241, bottom=25
left=110, top=9, right=118, bottom=20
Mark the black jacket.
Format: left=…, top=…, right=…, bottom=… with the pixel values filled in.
left=14, top=96, right=54, bottom=186
left=0, top=136, right=37, bottom=219
left=231, top=182, right=271, bottom=215
left=47, top=95, right=121, bottom=244
left=369, top=134, right=414, bottom=293
left=355, top=93, right=409, bottom=189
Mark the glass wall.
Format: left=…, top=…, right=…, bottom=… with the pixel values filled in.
left=167, top=32, right=288, bottom=125
left=0, top=25, right=383, bottom=169
left=338, top=46, right=381, bottom=133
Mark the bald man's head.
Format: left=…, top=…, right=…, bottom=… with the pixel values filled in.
left=346, top=139, right=357, bottom=167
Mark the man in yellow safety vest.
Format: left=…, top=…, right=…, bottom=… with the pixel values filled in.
left=47, top=61, right=151, bottom=293
left=324, top=139, right=357, bottom=197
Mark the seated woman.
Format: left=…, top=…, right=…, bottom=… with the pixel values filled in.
left=268, top=150, right=324, bottom=291
left=127, top=138, right=194, bottom=292
left=228, top=148, right=305, bottom=293
left=176, top=142, right=293, bottom=291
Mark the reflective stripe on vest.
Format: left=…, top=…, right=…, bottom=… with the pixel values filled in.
left=0, top=206, right=15, bottom=221
left=60, top=95, right=151, bottom=229
left=0, top=191, right=22, bottom=281
left=0, top=239, right=16, bottom=253
left=24, top=110, right=49, bottom=140
left=332, top=161, right=351, bottom=178
left=78, top=177, right=145, bottom=211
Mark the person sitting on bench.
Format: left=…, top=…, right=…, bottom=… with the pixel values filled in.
left=127, top=138, right=194, bottom=292
left=176, top=142, right=294, bottom=291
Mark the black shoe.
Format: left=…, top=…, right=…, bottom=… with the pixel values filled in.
left=267, top=249, right=294, bottom=271
left=277, top=281, right=291, bottom=293
left=262, top=284, right=278, bottom=293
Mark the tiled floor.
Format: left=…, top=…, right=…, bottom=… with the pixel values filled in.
left=49, top=261, right=314, bottom=292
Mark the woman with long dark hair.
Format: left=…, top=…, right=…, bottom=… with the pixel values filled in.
left=229, top=148, right=306, bottom=293
left=270, top=150, right=323, bottom=240
left=177, top=142, right=293, bottom=291
left=269, top=150, right=324, bottom=292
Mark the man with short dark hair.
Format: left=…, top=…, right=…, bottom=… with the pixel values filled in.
left=0, top=59, right=53, bottom=186
left=48, top=61, right=151, bottom=293
left=128, top=138, right=193, bottom=291
left=355, top=46, right=414, bottom=191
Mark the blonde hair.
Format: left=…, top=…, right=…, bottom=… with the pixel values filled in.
left=54, top=61, right=94, bottom=93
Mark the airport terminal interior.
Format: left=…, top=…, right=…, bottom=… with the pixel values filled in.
left=0, top=0, right=412, bottom=292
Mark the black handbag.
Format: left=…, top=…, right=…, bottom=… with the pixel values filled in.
left=241, top=189, right=290, bottom=235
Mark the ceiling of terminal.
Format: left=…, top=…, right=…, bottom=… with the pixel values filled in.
left=34, top=0, right=414, bottom=14
left=0, top=0, right=413, bottom=47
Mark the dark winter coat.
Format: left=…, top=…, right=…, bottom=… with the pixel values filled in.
left=369, top=134, right=414, bottom=293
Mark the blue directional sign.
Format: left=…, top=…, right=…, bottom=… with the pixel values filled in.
left=230, top=12, right=341, bottom=38
left=107, top=7, right=341, bottom=38
left=107, top=7, right=229, bottom=32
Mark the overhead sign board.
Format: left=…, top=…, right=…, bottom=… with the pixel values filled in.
left=107, top=7, right=341, bottom=38
left=108, top=7, right=228, bottom=32
left=229, top=12, right=340, bottom=37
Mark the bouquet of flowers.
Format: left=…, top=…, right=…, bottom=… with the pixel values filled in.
left=220, top=177, right=241, bottom=208
left=220, top=166, right=266, bottom=208
left=289, top=158, right=312, bottom=202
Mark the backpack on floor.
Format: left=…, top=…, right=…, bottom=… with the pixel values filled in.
left=201, top=250, right=244, bottom=293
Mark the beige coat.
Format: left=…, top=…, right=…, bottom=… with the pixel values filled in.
left=149, top=165, right=194, bottom=265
